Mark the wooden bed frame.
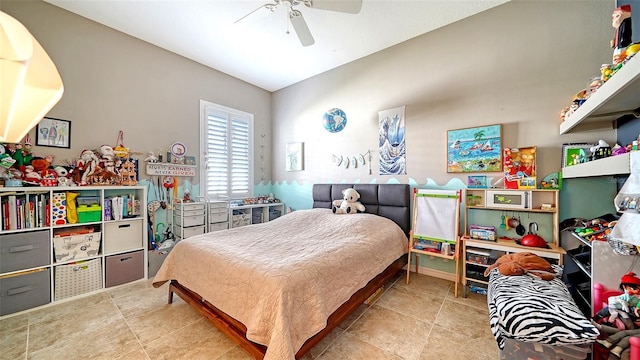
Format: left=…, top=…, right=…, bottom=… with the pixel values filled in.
left=165, top=183, right=410, bottom=359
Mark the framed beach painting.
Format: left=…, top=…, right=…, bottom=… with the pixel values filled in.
left=447, top=124, right=502, bottom=173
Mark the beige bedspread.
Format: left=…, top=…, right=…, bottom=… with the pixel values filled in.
left=153, top=208, right=408, bottom=360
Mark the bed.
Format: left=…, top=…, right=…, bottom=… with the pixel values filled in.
left=153, top=183, right=410, bottom=360
left=487, top=265, right=599, bottom=359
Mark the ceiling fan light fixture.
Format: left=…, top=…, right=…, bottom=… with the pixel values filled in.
left=235, top=0, right=361, bottom=46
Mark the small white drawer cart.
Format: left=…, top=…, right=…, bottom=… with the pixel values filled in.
left=208, top=200, right=229, bottom=232
left=173, top=200, right=207, bottom=241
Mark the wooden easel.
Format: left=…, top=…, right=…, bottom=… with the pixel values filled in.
left=406, top=188, right=461, bottom=297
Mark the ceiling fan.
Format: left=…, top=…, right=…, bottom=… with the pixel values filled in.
left=235, top=0, right=362, bottom=47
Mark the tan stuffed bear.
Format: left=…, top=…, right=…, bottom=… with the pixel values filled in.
left=332, top=188, right=365, bottom=214
left=483, top=252, right=556, bottom=281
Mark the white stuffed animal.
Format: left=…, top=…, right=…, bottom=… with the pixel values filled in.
left=332, top=188, right=366, bottom=214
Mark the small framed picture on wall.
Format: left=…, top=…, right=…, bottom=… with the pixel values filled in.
left=36, top=117, right=71, bottom=148
left=286, top=142, right=304, bottom=171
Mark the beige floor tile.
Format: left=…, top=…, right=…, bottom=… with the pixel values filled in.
left=108, top=277, right=156, bottom=299
left=28, top=318, right=141, bottom=360
left=27, top=294, right=123, bottom=352
left=0, top=312, right=28, bottom=332
left=216, top=346, right=255, bottom=360
left=397, top=272, right=453, bottom=299
left=433, top=298, right=493, bottom=339
left=117, top=347, right=151, bottom=360
left=0, top=314, right=28, bottom=360
left=27, top=292, right=114, bottom=325
left=446, top=286, right=489, bottom=311
left=143, top=318, right=237, bottom=360
left=419, top=324, right=499, bottom=360
left=347, top=305, right=431, bottom=360
left=318, top=331, right=402, bottom=360
left=112, top=283, right=181, bottom=318
left=303, top=325, right=347, bottom=359
left=126, top=300, right=203, bottom=345
left=375, top=286, right=444, bottom=323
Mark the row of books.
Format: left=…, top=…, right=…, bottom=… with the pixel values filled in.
left=1, top=193, right=50, bottom=231
left=104, top=194, right=139, bottom=221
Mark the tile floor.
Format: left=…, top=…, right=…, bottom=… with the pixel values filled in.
left=0, top=273, right=499, bottom=360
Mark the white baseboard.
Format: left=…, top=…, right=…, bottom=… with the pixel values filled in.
left=404, top=265, right=457, bottom=283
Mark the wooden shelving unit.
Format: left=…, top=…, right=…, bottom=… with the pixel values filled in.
left=461, top=188, right=564, bottom=297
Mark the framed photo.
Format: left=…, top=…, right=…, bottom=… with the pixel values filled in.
left=36, top=117, right=71, bottom=148
left=447, top=124, right=502, bottom=173
left=286, top=142, right=304, bottom=171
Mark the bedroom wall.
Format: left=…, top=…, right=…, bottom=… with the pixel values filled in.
left=270, top=0, right=618, bottom=212
left=0, top=0, right=273, bottom=192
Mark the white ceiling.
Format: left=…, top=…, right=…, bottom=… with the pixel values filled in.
left=43, top=0, right=509, bottom=92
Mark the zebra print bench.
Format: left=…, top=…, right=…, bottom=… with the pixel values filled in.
left=487, top=265, right=599, bottom=359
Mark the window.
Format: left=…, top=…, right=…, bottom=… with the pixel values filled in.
left=200, top=100, right=253, bottom=200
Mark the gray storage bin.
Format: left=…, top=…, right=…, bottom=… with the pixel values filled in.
left=0, top=268, right=51, bottom=315
left=148, top=248, right=171, bottom=277
left=0, top=230, right=50, bottom=273
left=105, top=250, right=144, bottom=287
left=269, top=208, right=282, bottom=221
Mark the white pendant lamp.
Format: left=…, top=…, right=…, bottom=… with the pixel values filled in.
left=0, top=11, right=64, bottom=143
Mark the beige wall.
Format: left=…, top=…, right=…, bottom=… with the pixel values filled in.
left=1, top=0, right=272, bottom=185
left=272, top=0, right=617, bottom=186
left=2, top=0, right=619, bottom=191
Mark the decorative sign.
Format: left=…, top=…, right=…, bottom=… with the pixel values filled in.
left=146, top=163, right=196, bottom=177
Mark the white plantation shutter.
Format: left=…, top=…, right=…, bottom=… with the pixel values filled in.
left=200, top=101, right=253, bottom=200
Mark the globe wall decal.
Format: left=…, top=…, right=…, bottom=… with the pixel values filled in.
left=323, top=108, right=347, bottom=133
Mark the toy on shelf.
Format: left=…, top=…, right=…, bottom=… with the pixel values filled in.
left=504, top=146, right=536, bottom=189
left=611, top=4, right=632, bottom=66
left=590, top=140, right=613, bottom=161
left=540, top=172, right=562, bottom=190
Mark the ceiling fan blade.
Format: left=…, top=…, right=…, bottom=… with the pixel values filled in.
left=289, top=10, right=315, bottom=47
left=308, top=0, right=362, bottom=14
left=234, top=3, right=276, bottom=24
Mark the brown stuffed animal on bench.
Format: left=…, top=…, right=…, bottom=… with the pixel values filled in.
left=483, top=252, right=556, bottom=281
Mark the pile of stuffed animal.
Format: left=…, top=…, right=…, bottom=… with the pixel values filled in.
left=0, top=136, right=136, bottom=187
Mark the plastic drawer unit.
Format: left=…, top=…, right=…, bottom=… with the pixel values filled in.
left=174, top=202, right=206, bottom=227
left=0, top=230, right=50, bottom=273
left=105, top=250, right=144, bottom=287
left=208, top=201, right=229, bottom=232
left=174, top=201, right=207, bottom=240
left=103, top=220, right=143, bottom=254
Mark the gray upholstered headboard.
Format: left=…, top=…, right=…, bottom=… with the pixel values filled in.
left=312, top=184, right=410, bottom=236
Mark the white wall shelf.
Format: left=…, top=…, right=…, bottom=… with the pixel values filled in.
left=559, top=54, right=640, bottom=135
left=562, top=152, right=630, bottom=178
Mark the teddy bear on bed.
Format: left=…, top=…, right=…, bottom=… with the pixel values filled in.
left=332, top=188, right=365, bottom=214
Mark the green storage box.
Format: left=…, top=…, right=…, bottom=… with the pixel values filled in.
left=77, top=204, right=102, bottom=223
